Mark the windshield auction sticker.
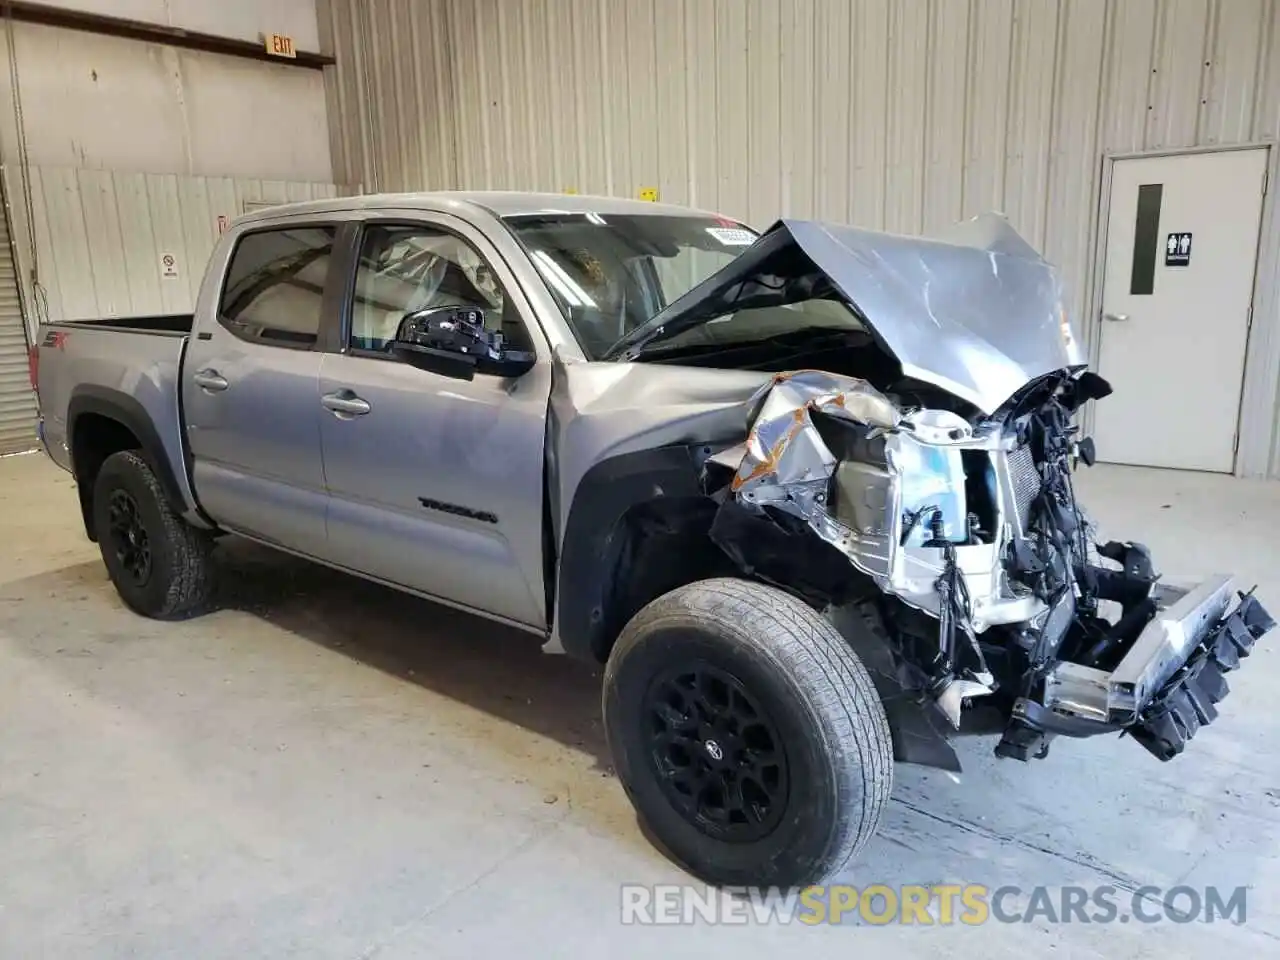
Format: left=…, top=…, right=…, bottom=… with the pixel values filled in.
left=705, top=227, right=758, bottom=246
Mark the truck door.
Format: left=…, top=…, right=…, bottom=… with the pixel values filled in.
left=316, top=215, right=552, bottom=629
left=182, top=222, right=341, bottom=557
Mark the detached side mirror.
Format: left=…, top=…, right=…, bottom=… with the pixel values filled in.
left=390, top=306, right=535, bottom=381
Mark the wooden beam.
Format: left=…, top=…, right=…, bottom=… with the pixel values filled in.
left=1, top=1, right=335, bottom=70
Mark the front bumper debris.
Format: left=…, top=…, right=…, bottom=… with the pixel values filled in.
left=1129, top=589, right=1273, bottom=759
left=1039, top=580, right=1273, bottom=759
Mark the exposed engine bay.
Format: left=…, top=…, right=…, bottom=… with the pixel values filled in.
left=693, top=364, right=1270, bottom=770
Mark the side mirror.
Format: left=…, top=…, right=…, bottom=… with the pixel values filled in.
left=390, top=306, right=534, bottom=381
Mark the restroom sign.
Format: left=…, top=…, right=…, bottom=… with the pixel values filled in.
left=1165, top=232, right=1192, bottom=267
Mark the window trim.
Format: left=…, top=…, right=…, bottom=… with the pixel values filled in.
left=338, top=217, right=536, bottom=365
left=216, top=220, right=345, bottom=352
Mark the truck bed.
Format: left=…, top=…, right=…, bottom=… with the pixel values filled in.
left=33, top=317, right=194, bottom=513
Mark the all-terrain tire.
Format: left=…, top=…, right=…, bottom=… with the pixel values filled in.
left=603, top=577, right=893, bottom=887
left=92, top=450, right=215, bottom=619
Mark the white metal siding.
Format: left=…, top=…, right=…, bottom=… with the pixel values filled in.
left=5, top=166, right=340, bottom=330
left=0, top=178, right=34, bottom=455
left=319, top=0, right=1280, bottom=475
left=32, top=0, right=322, bottom=49
left=0, top=21, right=333, bottom=185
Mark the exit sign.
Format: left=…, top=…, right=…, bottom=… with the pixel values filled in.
left=265, top=33, right=296, bottom=59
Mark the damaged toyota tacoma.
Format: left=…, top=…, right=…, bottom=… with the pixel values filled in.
left=31, top=193, right=1273, bottom=888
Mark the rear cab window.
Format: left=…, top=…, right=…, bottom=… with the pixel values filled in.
left=218, top=226, right=337, bottom=348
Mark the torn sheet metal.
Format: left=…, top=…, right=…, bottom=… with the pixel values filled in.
left=730, top=369, right=899, bottom=493
left=728, top=371, right=905, bottom=604
left=732, top=371, right=1044, bottom=626
left=728, top=369, right=1049, bottom=723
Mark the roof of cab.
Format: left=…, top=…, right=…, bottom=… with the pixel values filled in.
left=235, top=190, right=727, bottom=227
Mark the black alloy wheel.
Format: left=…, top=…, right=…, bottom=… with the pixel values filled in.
left=106, top=489, right=152, bottom=586
left=644, top=663, right=789, bottom=842
left=603, top=578, right=894, bottom=888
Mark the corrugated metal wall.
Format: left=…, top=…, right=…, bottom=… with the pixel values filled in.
left=0, top=174, right=34, bottom=455
left=318, top=0, right=1280, bottom=474
left=0, top=20, right=333, bottom=184
left=4, top=166, right=340, bottom=330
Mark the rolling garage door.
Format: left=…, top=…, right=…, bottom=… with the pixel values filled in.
left=0, top=194, right=35, bottom=456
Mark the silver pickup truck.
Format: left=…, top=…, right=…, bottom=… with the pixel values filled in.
left=31, top=192, right=1272, bottom=888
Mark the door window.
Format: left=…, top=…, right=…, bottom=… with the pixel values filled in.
left=349, top=224, right=533, bottom=356
left=218, top=226, right=336, bottom=347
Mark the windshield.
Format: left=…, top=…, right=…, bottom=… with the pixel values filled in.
left=503, top=213, right=758, bottom=359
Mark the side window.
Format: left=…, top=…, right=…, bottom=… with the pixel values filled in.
left=218, top=226, right=336, bottom=347
left=349, top=223, right=533, bottom=356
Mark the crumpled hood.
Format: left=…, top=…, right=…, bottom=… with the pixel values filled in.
left=608, top=212, right=1086, bottom=414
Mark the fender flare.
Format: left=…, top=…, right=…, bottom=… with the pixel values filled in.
left=554, top=444, right=708, bottom=662
left=66, top=385, right=191, bottom=522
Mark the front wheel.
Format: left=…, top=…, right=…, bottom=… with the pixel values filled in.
left=602, top=578, right=893, bottom=887
left=92, top=450, right=215, bottom=619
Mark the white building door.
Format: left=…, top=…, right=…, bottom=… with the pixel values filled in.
left=1094, top=148, right=1268, bottom=472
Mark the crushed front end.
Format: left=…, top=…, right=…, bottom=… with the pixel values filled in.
left=622, top=211, right=1274, bottom=770
left=703, top=367, right=1274, bottom=769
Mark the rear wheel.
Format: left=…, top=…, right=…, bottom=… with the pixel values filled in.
left=603, top=577, right=893, bottom=887
left=92, top=450, right=215, bottom=619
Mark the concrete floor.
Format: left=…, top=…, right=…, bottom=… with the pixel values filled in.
left=1, top=451, right=1278, bottom=958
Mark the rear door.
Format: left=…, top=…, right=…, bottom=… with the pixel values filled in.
left=183, top=221, right=346, bottom=556
left=316, top=213, right=552, bottom=628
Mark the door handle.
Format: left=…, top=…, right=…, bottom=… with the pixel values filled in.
left=322, top=390, right=371, bottom=418
left=1103, top=312, right=1129, bottom=323
left=192, top=369, right=229, bottom=392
